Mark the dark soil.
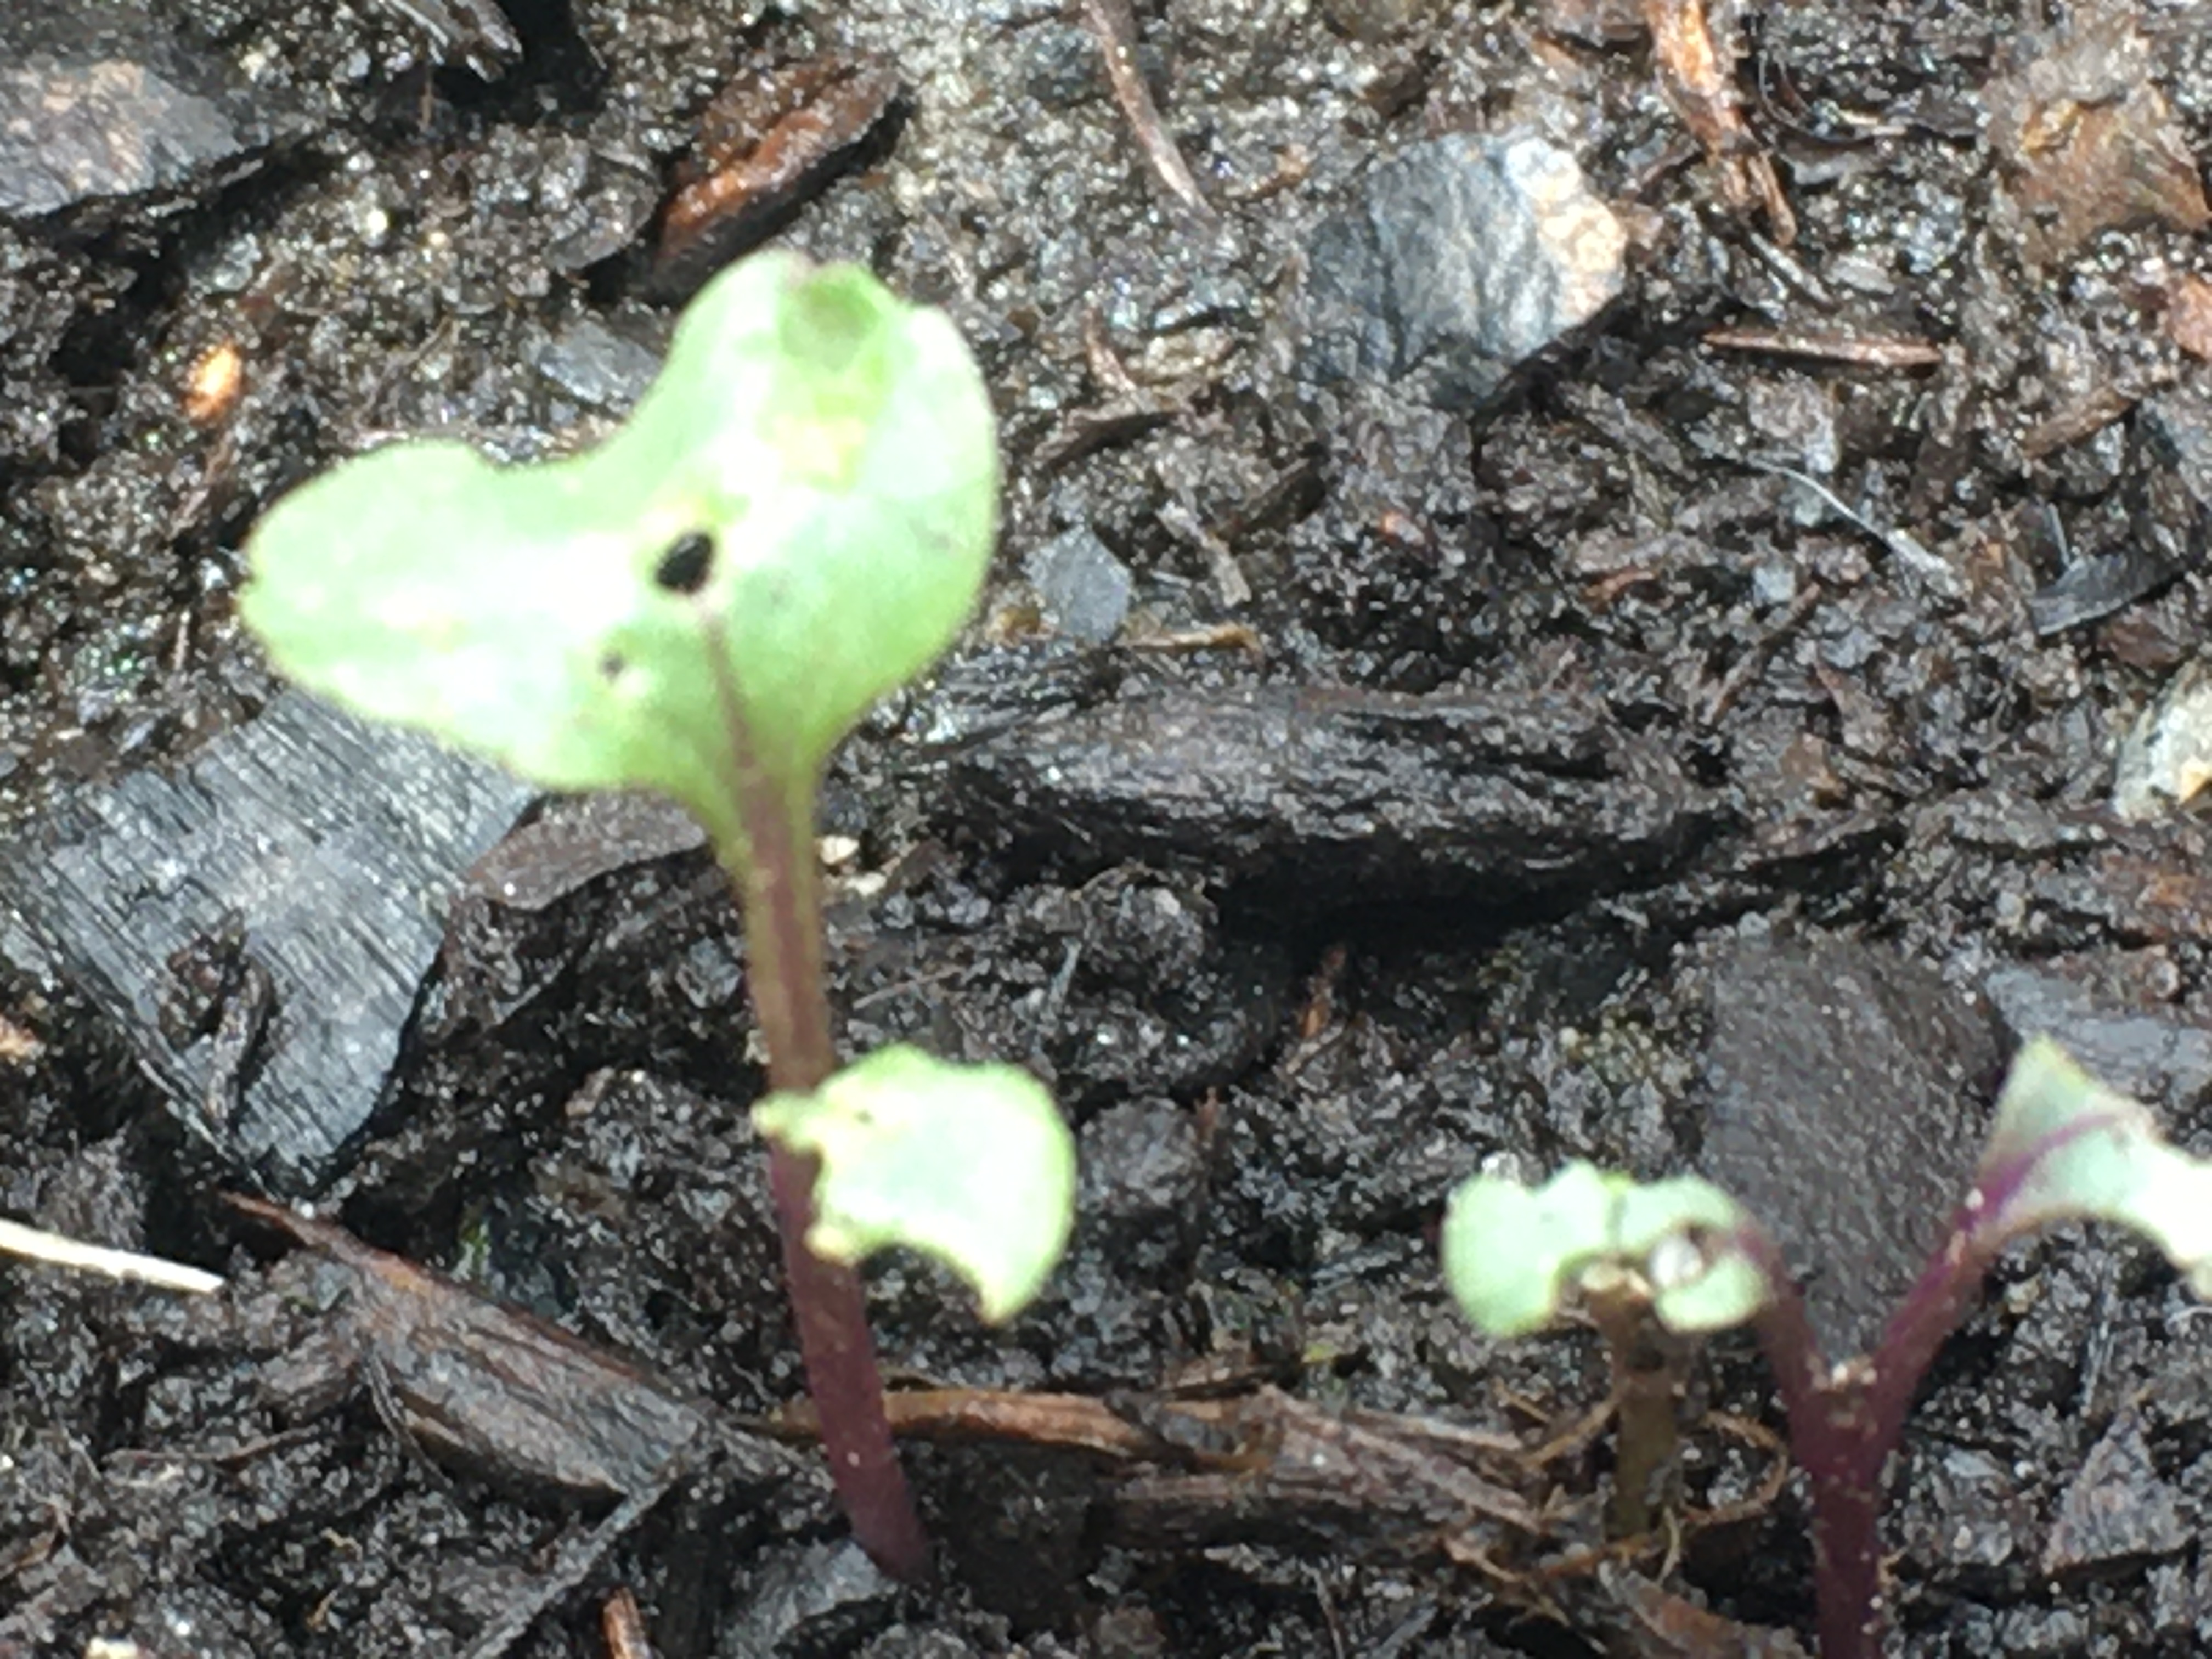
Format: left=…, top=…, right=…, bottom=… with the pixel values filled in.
left=8, top=1, right=2212, bottom=1655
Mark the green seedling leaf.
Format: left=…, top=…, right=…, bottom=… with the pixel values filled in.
left=240, top=253, right=998, bottom=830
left=1972, top=1036, right=2212, bottom=1294
left=1442, top=1159, right=1767, bottom=1338
left=753, top=1046, right=1075, bottom=1323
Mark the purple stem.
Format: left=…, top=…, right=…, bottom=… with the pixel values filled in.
left=764, top=1142, right=929, bottom=1579
left=1739, top=1116, right=2120, bottom=1657
left=709, top=635, right=928, bottom=1581
left=1737, top=1229, right=1888, bottom=1659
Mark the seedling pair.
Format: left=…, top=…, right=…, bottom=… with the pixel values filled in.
left=240, top=252, right=1077, bottom=1577
left=1444, top=1039, right=2212, bottom=1657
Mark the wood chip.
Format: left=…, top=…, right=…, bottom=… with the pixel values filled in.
left=0, top=1010, right=41, bottom=1063
left=2021, top=384, right=2139, bottom=458
left=1988, top=17, right=2208, bottom=265
left=602, top=1588, right=657, bottom=1659
left=2167, top=274, right=2212, bottom=362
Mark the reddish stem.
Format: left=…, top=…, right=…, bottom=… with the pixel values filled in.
left=765, top=1142, right=929, bottom=1578
left=1739, top=1228, right=1889, bottom=1659
left=1722, top=1109, right=2132, bottom=1654
left=709, top=633, right=928, bottom=1580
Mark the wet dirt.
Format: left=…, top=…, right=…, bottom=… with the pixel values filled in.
left=7, top=0, right=2212, bottom=1655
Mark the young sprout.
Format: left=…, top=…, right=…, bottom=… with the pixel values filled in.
left=1442, top=1039, right=2212, bottom=1659
left=240, top=251, right=1077, bottom=1579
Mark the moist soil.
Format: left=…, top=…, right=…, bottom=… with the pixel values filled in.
left=7, top=1, right=2212, bottom=1655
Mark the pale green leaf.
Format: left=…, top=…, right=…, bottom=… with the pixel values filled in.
left=240, top=253, right=998, bottom=831
left=1442, top=1160, right=1767, bottom=1338
left=1976, top=1037, right=2212, bottom=1297
left=753, top=1046, right=1075, bottom=1323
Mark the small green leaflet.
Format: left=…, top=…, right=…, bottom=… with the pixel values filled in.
left=753, top=1046, right=1076, bottom=1323
left=1441, top=1160, right=1768, bottom=1338
left=1443, top=1039, right=2212, bottom=1346
left=1972, top=1036, right=2212, bottom=1294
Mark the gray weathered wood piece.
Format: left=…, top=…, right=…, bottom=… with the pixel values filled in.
left=1, top=694, right=534, bottom=1187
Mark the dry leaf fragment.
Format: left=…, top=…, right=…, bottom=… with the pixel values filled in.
left=2166, top=274, right=2212, bottom=361
left=1641, top=0, right=1794, bottom=240
left=1989, top=16, right=2208, bottom=264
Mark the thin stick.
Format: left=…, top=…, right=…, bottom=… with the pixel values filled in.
left=1079, top=0, right=1216, bottom=222
left=1702, top=326, right=1941, bottom=369
left=0, top=1218, right=223, bottom=1295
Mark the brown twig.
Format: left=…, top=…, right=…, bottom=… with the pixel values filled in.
left=1643, top=0, right=1793, bottom=241
left=1079, top=0, right=1216, bottom=221
left=775, top=1387, right=1162, bottom=1459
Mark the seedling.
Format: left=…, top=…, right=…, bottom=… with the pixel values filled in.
left=1442, top=1039, right=2212, bottom=1658
left=239, top=251, right=1077, bottom=1578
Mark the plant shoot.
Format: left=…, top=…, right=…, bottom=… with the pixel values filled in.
left=240, top=251, right=1075, bottom=1580
left=1442, top=1039, right=2212, bottom=1658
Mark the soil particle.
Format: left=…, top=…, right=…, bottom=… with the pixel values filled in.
left=1025, top=528, right=1136, bottom=646
left=1984, top=960, right=2212, bottom=1104
left=718, top=1539, right=902, bottom=1656
left=0, top=5, right=310, bottom=222
left=1300, top=130, right=1627, bottom=413
left=368, top=0, right=524, bottom=80
left=1699, top=929, right=2001, bottom=1361
left=1075, top=1097, right=1206, bottom=1274
left=529, top=313, right=667, bottom=412
left=463, top=792, right=709, bottom=915
left=2042, top=1403, right=2190, bottom=1573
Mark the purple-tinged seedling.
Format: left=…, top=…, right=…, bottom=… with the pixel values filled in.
left=238, top=252, right=1076, bottom=1579
left=1443, top=1039, right=2212, bottom=1658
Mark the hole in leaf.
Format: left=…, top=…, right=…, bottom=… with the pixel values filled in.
left=654, top=532, right=715, bottom=595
